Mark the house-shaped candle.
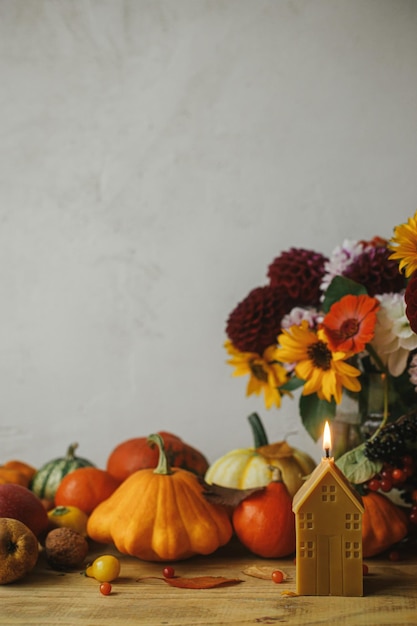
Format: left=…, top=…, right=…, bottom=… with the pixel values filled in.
left=292, top=421, right=364, bottom=596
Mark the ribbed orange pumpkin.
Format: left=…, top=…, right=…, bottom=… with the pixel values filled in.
left=106, top=431, right=209, bottom=481
left=362, top=491, right=409, bottom=557
left=88, top=434, right=232, bottom=561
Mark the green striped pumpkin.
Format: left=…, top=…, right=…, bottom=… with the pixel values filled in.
left=30, top=443, right=95, bottom=501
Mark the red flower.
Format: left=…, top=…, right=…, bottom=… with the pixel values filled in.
left=267, top=248, right=328, bottom=308
left=226, top=286, right=294, bottom=354
left=322, top=294, right=379, bottom=353
left=405, top=272, right=417, bottom=334
left=343, top=245, right=405, bottom=296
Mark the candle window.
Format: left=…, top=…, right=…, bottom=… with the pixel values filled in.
left=321, top=484, right=336, bottom=502
left=345, top=541, right=361, bottom=559
left=345, top=513, right=360, bottom=530
left=299, top=540, right=315, bottom=559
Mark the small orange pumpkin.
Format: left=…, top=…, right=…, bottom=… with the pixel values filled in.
left=232, top=467, right=296, bottom=558
left=54, top=467, right=122, bottom=515
left=88, top=434, right=232, bottom=561
left=362, top=491, right=409, bottom=557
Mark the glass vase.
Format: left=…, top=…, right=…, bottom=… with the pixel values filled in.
left=332, top=390, right=362, bottom=459
left=359, top=372, right=387, bottom=440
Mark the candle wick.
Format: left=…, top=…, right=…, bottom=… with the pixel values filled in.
left=325, top=448, right=330, bottom=459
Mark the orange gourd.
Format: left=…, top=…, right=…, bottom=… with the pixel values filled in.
left=362, top=491, right=409, bottom=557
left=88, top=434, right=232, bottom=561
left=0, top=461, right=37, bottom=488
left=232, top=468, right=296, bottom=558
left=106, top=431, right=209, bottom=481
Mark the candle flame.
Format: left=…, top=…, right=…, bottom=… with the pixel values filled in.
left=323, top=420, right=332, bottom=454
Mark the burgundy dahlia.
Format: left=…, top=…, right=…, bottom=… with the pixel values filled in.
left=343, top=245, right=406, bottom=296
left=267, top=248, right=328, bottom=308
left=226, top=286, right=294, bottom=354
left=405, top=273, right=417, bottom=334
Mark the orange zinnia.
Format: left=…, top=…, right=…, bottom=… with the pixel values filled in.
left=322, top=294, right=379, bottom=354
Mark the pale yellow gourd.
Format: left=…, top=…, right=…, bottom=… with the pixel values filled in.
left=204, top=413, right=316, bottom=497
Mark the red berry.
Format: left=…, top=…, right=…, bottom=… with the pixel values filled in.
left=389, top=550, right=401, bottom=562
left=402, top=455, right=414, bottom=468
left=362, top=563, right=369, bottom=575
left=380, top=478, right=393, bottom=492
left=271, top=570, right=284, bottom=584
left=367, top=478, right=381, bottom=492
left=100, top=582, right=112, bottom=595
left=162, top=566, right=175, bottom=578
left=392, top=468, right=406, bottom=484
left=409, top=511, right=417, bottom=525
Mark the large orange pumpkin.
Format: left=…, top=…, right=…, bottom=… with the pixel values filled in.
left=88, top=434, right=232, bottom=561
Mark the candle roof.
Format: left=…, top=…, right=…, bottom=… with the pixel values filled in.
left=292, top=460, right=364, bottom=514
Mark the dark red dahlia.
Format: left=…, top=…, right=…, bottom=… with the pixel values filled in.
left=226, top=286, right=294, bottom=354
left=405, top=273, right=417, bottom=333
left=267, top=248, right=328, bottom=307
left=343, top=245, right=405, bottom=296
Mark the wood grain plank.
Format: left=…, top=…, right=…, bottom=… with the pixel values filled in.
left=1, top=541, right=417, bottom=625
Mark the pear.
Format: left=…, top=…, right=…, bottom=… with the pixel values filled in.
left=0, top=518, right=39, bottom=584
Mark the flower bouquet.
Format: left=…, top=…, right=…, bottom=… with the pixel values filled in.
left=224, top=215, right=417, bottom=466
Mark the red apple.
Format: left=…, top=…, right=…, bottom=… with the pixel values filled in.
left=0, top=484, right=49, bottom=538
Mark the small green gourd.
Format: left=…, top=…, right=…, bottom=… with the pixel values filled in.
left=30, top=443, right=95, bottom=501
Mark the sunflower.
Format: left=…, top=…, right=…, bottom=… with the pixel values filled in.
left=276, top=321, right=361, bottom=404
left=321, top=294, right=379, bottom=353
left=225, top=340, right=289, bottom=409
left=389, top=210, right=417, bottom=277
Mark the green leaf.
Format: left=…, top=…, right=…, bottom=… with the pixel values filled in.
left=299, top=394, right=335, bottom=441
left=336, top=443, right=383, bottom=484
left=322, top=276, right=367, bottom=313
left=280, top=376, right=304, bottom=392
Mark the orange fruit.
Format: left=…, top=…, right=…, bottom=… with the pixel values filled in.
left=54, top=467, right=121, bottom=515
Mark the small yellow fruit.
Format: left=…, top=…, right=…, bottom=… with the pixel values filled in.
left=48, top=505, right=88, bottom=537
left=86, top=554, right=121, bottom=582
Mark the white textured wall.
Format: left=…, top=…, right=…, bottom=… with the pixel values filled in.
left=0, top=0, right=416, bottom=468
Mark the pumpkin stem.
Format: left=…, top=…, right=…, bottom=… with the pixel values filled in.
left=66, top=443, right=79, bottom=459
left=147, top=434, right=173, bottom=475
left=248, top=413, right=269, bottom=448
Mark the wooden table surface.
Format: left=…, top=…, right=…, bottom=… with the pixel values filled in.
left=1, top=537, right=417, bottom=626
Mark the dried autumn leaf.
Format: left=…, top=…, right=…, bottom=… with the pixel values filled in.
left=257, top=441, right=294, bottom=459
left=162, top=576, right=243, bottom=589
left=242, top=566, right=289, bottom=581
left=280, top=590, right=298, bottom=597
left=200, top=480, right=265, bottom=507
